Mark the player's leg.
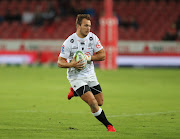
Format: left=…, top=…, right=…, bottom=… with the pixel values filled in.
left=90, top=84, right=103, bottom=106
left=76, top=85, right=116, bottom=132
left=88, top=77, right=116, bottom=132
left=80, top=90, right=99, bottom=113
left=94, top=92, right=103, bottom=106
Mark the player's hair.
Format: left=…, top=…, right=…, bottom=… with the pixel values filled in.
left=76, top=14, right=91, bottom=26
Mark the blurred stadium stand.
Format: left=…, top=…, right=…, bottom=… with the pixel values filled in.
left=0, top=0, right=180, bottom=67
left=0, top=0, right=180, bottom=41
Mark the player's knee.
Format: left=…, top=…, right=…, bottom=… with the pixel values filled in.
left=97, top=97, right=103, bottom=106
left=98, top=100, right=103, bottom=106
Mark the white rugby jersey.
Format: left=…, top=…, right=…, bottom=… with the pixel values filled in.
left=59, top=32, right=103, bottom=80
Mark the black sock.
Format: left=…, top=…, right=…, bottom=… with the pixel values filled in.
left=92, top=107, right=112, bottom=127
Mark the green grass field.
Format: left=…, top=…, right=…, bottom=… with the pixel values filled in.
left=0, top=66, right=180, bottom=139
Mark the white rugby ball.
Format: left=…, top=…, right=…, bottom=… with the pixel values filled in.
left=75, top=51, right=87, bottom=70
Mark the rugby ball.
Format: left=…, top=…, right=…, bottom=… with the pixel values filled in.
left=75, top=51, right=87, bottom=70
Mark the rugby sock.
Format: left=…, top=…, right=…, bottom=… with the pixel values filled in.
left=92, top=107, right=112, bottom=127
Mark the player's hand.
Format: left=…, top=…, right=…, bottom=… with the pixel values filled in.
left=71, top=56, right=85, bottom=70
left=85, top=55, right=91, bottom=64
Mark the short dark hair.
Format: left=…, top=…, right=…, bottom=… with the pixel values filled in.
left=76, top=14, right=91, bottom=26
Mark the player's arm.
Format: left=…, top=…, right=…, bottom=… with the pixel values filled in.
left=57, top=56, right=84, bottom=70
left=91, top=48, right=106, bottom=61
left=86, top=48, right=106, bottom=62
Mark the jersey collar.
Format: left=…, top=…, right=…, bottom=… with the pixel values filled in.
left=75, top=32, right=89, bottom=41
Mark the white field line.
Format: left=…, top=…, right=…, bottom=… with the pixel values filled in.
left=107, top=110, right=180, bottom=118
left=10, top=110, right=180, bottom=118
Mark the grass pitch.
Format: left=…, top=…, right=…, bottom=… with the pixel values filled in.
left=0, top=66, right=180, bottom=139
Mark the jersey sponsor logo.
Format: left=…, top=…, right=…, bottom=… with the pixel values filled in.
left=82, top=47, right=84, bottom=50
left=96, top=40, right=102, bottom=48
left=70, top=39, right=74, bottom=43
left=89, top=37, right=93, bottom=41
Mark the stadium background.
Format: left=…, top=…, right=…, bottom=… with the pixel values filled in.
left=0, top=0, right=180, bottom=67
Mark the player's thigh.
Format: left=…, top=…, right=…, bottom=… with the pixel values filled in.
left=81, top=91, right=99, bottom=113
left=89, top=83, right=103, bottom=106
left=74, top=85, right=97, bottom=105
left=80, top=91, right=97, bottom=105
left=94, top=92, right=103, bottom=106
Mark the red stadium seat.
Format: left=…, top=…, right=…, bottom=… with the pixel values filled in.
left=0, top=0, right=179, bottom=40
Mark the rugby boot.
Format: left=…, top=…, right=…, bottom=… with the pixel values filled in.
left=107, top=125, right=116, bottom=132
left=67, top=87, right=74, bottom=100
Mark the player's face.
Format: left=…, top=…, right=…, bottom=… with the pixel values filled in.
left=79, top=19, right=91, bottom=37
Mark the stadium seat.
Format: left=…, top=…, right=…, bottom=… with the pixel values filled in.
left=0, top=0, right=179, bottom=40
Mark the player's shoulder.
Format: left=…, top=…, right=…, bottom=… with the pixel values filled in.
left=88, top=32, right=99, bottom=42
left=64, top=33, right=76, bottom=45
left=88, top=32, right=98, bottom=38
